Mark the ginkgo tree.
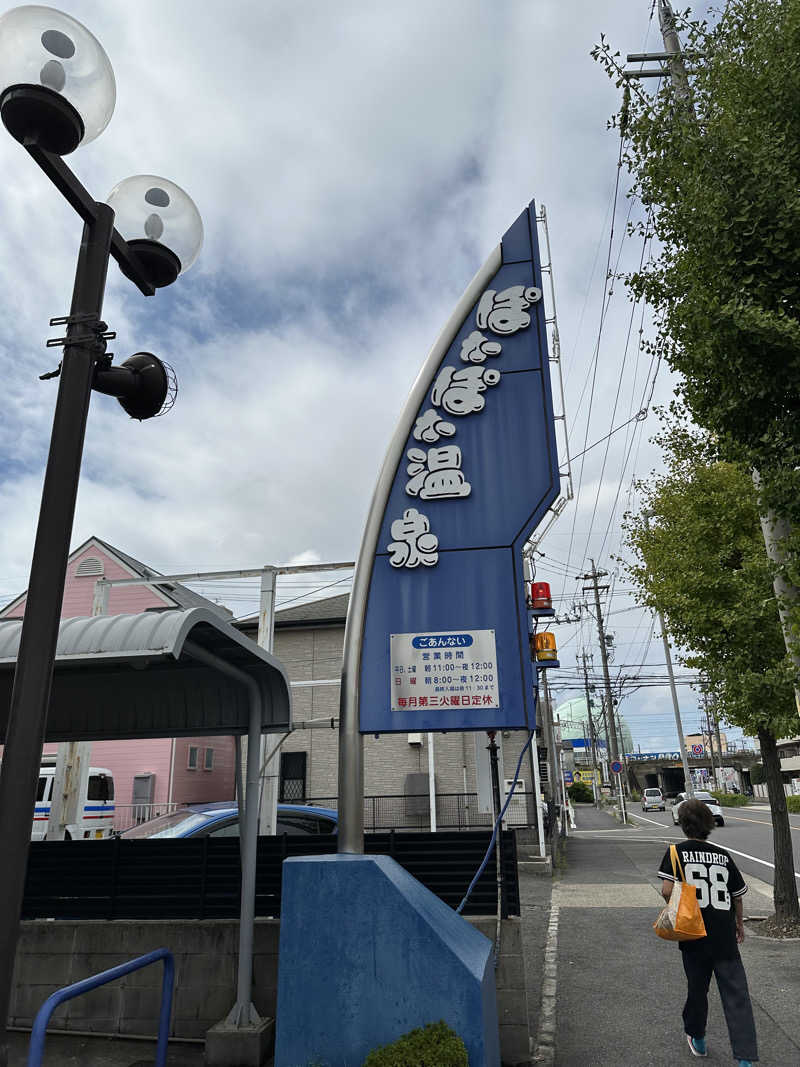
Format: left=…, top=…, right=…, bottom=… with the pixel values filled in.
left=623, top=412, right=799, bottom=925
left=594, top=0, right=800, bottom=666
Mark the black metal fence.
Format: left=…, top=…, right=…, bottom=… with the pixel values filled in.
left=291, top=792, right=538, bottom=831
left=22, top=830, right=519, bottom=920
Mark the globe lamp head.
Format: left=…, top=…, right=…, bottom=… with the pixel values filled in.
left=107, top=175, right=203, bottom=288
left=0, top=5, right=115, bottom=154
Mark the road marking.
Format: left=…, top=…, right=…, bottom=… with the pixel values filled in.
left=533, top=902, right=559, bottom=1064
left=725, top=813, right=800, bottom=833
left=630, top=812, right=679, bottom=830
left=717, top=843, right=800, bottom=882
left=571, top=828, right=635, bottom=833
left=630, top=813, right=800, bottom=881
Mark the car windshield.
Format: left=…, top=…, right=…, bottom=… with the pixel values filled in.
left=695, top=792, right=714, bottom=801
left=121, top=811, right=214, bottom=839
left=644, top=789, right=661, bottom=796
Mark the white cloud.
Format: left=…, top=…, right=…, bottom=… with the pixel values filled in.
left=0, top=0, right=701, bottom=735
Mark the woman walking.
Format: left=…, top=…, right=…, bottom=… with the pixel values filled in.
left=657, top=797, right=758, bottom=1064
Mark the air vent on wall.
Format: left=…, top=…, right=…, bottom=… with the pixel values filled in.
left=75, top=556, right=104, bottom=577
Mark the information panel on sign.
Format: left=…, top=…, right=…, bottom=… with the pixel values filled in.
left=390, top=629, right=499, bottom=713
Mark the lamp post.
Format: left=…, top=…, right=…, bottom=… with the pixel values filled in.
left=0, top=8, right=202, bottom=1061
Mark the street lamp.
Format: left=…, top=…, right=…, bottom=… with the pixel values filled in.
left=0, top=7, right=202, bottom=1060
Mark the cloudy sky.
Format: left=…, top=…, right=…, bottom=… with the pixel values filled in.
left=0, top=0, right=742, bottom=752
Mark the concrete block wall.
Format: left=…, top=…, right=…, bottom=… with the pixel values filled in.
left=11, top=917, right=529, bottom=1063
left=10, top=920, right=278, bottom=1040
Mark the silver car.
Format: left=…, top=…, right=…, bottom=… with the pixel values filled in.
left=642, top=787, right=665, bottom=812
left=671, top=790, right=724, bottom=827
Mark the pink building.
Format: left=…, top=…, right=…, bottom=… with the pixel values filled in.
left=0, top=536, right=237, bottom=821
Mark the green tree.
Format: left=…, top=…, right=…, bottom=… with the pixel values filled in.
left=621, top=413, right=800, bottom=923
left=593, top=0, right=800, bottom=657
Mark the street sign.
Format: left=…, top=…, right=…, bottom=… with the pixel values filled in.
left=354, top=200, right=560, bottom=734
left=691, top=743, right=704, bottom=756
left=564, top=770, right=574, bottom=785
left=610, top=759, right=623, bottom=775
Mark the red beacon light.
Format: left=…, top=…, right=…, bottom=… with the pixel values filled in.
left=530, top=581, right=552, bottom=610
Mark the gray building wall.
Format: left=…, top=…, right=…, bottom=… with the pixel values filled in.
left=253, top=595, right=536, bottom=803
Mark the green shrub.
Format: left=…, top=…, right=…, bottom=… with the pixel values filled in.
left=362, top=1021, right=467, bottom=1067
left=630, top=790, right=642, bottom=802
left=567, top=781, right=593, bottom=803
left=787, top=795, right=800, bottom=814
left=711, top=791, right=750, bottom=807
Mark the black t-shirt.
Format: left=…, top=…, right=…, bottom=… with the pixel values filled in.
left=657, top=839, right=747, bottom=958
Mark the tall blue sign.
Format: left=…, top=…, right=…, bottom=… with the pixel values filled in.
left=350, top=200, right=560, bottom=734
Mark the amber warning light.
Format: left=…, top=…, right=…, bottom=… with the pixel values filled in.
left=534, top=632, right=558, bottom=662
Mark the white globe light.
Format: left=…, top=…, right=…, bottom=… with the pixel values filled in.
left=0, top=5, right=115, bottom=154
left=107, top=175, right=203, bottom=288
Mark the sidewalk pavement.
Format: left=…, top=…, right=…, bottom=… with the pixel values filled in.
left=531, top=804, right=800, bottom=1066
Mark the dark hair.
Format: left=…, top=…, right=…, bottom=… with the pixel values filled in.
left=678, top=797, right=715, bottom=840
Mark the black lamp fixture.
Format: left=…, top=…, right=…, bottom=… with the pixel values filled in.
left=0, top=7, right=203, bottom=1055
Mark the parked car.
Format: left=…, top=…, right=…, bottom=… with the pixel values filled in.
left=671, top=790, right=724, bottom=827
left=641, top=787, right=665, bottom=812
left=119, top=802, right=338, bottom=839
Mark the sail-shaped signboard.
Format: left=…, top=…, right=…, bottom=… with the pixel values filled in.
left=344, top=200, right=560, bottom=735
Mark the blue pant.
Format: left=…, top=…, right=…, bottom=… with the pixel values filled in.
left=681, top=948, right=758, bottom=1061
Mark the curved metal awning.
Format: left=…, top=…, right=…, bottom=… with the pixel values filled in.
left=0, top=609, right=291, bottom=742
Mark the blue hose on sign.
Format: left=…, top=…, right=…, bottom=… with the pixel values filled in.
left=455, top=730, right=535, bottom=915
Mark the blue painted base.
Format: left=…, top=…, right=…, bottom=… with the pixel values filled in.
left=273, top=854, right=500, bottom=1067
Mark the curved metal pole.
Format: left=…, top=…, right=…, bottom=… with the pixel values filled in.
left=183, top=641, right=262, bottom=1028
left=337, top=245, right=503, bottom=854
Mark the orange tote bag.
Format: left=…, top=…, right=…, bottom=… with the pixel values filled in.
left=654, top=844, right=707, bottom=942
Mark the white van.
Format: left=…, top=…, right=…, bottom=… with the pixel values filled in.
left=33, top=761, right=115, bottom=840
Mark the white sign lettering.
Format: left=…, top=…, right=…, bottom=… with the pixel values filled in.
left=460, top=330, right=502, bottom=364
left=387, top=508, right=439, bottom=568
left=413, top=407, right=456, bottom=444
left=430, top=365, right=501, bottom=416
left=476, top=285, right=542, bottom=335
left=405, top=445, right=471, bottom=500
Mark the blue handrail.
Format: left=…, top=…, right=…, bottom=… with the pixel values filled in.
left=27, top=947, right=174, bottom=1067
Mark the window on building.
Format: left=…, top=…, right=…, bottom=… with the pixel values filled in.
left=187, top=746, right=199, bottom=770
left=204, top=747, right=214, bottom=771
left=279, top=751, right=307, bottom=802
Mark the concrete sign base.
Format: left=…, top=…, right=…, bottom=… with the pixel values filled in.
left=274, top=854, right=501, bottom=1067
left=205, top=1017, right=274, bottom=1066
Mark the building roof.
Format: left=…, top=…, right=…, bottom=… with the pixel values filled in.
left=0, top=608, right=290, bottom=741
left=0, top=536, right=232, bottom=620
left=91, top=537, right=232, bottom=618
left=236, top=592, right=350, bottom=633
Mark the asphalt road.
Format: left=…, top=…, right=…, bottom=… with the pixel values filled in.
left=629, top=804, right=800, bottom=895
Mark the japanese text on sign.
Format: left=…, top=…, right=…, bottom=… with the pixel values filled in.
left=390, top=629, right=500, bottom=711
left=387, top=283, right=542, bottom=569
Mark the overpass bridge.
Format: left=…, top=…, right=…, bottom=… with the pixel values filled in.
left=621, top=750, right=761, bottom=794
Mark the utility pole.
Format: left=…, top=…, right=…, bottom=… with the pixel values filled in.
left=539, top=671, right=560, bottom=832
left=578, top=561, right=620, bottom=764
left=579, top=651, right=601, bottom=801
left=704, top=695, right=725, bottom=789
left=712, top=699, right=726, bottom=791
